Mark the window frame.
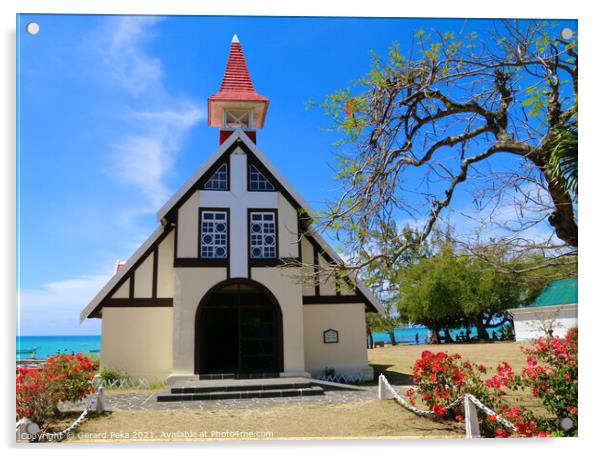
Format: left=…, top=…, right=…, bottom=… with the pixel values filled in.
left=203, top=162, right=229, bottom=191
left=247, top=209, right=279, bottom=264
left=198, top=208, right=230, bottom=265
left=247, top=163, right=276, bottom=192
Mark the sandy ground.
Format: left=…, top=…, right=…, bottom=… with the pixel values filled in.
left=59, top=341, right=533, bottom=441
left=368, top=341, right=529, bottom=384
left=64, top=400, right=463, bottom=441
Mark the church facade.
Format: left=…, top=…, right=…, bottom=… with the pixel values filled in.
left=81, top=36, right=383, bottom=384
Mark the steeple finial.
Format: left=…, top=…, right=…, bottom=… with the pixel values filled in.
left=208, top=37, right=270, bottom=143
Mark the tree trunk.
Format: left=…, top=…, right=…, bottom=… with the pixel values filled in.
left=531, top=153, right=578, bottom=247
left=388, top=329, right=397, bottom=346
left=367, top=332, right=374, bottom=349
left=444, top=327, right=453, bottom=343
left=475, top=320, right=490, bottom=341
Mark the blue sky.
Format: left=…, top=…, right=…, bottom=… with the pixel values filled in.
left=16, top=15, right=576, bottom=335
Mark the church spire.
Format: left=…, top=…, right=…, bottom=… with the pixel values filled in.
left=208, top=35, right=269, bottom=144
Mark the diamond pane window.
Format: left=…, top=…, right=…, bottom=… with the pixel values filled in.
left=200, top=211, right=228, bottom=258
left=204, top=163, right=228, bottom=190
left=250, top=212, right=277, bottom=259
left=249, top=165, right=275, bottom=191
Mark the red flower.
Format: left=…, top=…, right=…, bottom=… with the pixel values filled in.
left=432, top=403, right=445, bottom=417
left=495, top=429, right=509, bottom=438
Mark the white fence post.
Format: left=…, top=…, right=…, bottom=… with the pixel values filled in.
left=464, top=395, right=481, bottom=438
left=16, top=418, right=32, bottom=443
left=95, top=386, right=105, bottom=414
left=378, top=374, right=393, bottom=400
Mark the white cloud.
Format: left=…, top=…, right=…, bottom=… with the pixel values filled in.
left=101, top=16, right=165, bottom=98
left=94, top=16, right=206, bottom=225
left=110, top=105, right=204, bottom=209
left=19, top=18, right=207, bottom=335
left=18, top=274, right=111, bottom=335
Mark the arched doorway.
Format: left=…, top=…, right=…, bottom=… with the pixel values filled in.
left=195, top=279, right=284, bottom=375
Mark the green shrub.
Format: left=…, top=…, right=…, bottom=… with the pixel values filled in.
left=99, top=367, right=123, bottom=383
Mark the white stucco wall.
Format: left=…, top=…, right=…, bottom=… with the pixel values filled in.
left=510, top=304, right=577, bottom=341
left=111, top=278, right=129, bottom=299
left=303, top=303, right=373, bottom=380
left=157, top=230, right=174, bottom=298
left=277, top=194, right=299, bottom=258
left=251, top=267, right=306, bottom=373
left=170, top=267, right=228, bottom=376
left=133, top=252, right=153, bottom=298
left=101, top=307, right=173, bottom=381
left=177, top=191, right=199, bottom=258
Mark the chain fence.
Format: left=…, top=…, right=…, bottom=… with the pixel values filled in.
left=378, top=374, right=518, bottom=437
left=92, top=377, right=152, bottom=389
left=16, top=386, right=105, bottom=443
left=317, top=373, right=366, bottom=384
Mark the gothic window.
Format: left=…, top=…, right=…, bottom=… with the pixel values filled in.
left=200, top=211, right=228, bottom=258
left=204, top=163, right=228, bottom=190
left=249, top=212, right=277, bottom=259
left=249, top=164, right=275, bottom=191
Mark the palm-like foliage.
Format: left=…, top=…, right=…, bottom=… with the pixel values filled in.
left=548, top=120, right=578, bottom=196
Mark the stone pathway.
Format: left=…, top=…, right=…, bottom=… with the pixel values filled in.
left=95, top=385, right=379, bottom=411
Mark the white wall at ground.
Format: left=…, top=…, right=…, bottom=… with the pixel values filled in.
left=509, top=304, right=577, bottom=341
left=303, top=302, right=373, bottom=381
left=101, top=307, right=173, bottom=381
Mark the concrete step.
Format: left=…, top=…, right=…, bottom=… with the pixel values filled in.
left=170, top=377, right=312, bottom=394
left=197, top=372, right=280, bottom=380
left=157, top=385, right=323, bottom=402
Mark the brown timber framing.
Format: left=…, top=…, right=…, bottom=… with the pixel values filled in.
left=167, top=138, right=304, bottom=272
left=303, top=231, right=378, bottom=313
left=152, top=135, right=378, bottom=312
left=302, top=296, right=364, bottom=304
left=89, top=225, right=174, bottom=318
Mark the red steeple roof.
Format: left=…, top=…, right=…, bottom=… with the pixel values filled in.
left=209, top=35, right=268, bottom=102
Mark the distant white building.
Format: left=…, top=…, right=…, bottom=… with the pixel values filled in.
left=508, top=278, right=577, bottom=341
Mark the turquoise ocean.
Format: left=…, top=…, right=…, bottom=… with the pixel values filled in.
left=371, top=324, right=508, bottom=345
left=17, top=325, right=509, bottom=360
left=16, top=335, right=101, bottom=360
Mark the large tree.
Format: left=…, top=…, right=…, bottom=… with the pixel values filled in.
left=316, top=20, right=577, bottom=277
left=398, top=241, right=557, bottom=341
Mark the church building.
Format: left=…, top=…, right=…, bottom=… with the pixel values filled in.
left=80, top=35, right=383, bottom=384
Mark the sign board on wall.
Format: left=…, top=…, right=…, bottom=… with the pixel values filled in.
left=323, top=329, right=339, bottom=344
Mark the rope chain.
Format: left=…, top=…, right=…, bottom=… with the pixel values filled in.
left=16, top=386, right=104, bottom=441
left=379, top=374, right=518, bottom=433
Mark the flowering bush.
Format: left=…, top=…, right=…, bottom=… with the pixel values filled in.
left=407, top=350, right=546, bottom=437
left=16, top=354, right=96, bottom=430
left=510, top=327, right=578, bottom=436
left=16, top=367, right=55, bottom=424
left=406, top=329, right=578, bottom=437
left=407, top=350, right=536, bottom=437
